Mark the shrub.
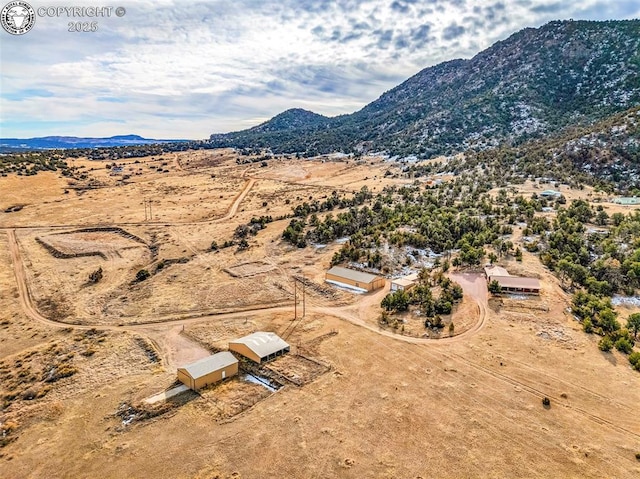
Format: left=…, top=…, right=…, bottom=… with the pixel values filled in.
left=615, top=338, right=633, bottom=354
left=629, top=352, right=640, bottom=371
left=381, top=290, right=410, bottom=312
left=435, top=298, right=452, bottom=315
left=22, top=387, right=38, bottom=400
left=627, top=313, right=640, bottom=339
left=210, top=240, right=218, bottom=251
left=598, top=336, right=613, bottom=352
left=43, top=364, right=77, bottom=383
left=88, top=267, right=103, bottom=284
left=234, top=224, right=251, bottom=239
left=488, top=280, right=502, bottom=294
left=135, top=269, right=150, bottom=282
left=515, top=248, right=523, bottom=262
left=451, top=284, right=463, bottom=301
left=582, top=318, right=593, bottom=334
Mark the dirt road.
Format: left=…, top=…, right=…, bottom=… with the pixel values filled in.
left=7, top=229, right=62, bottom=329
left=145, top=325, right=211, bottom=370
left=215, top=178, right=256, bottom=222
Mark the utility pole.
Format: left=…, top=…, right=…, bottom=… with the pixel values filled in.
left=292, top=275, right=306, bottom=320
left=143, top=198, right=154, bottom=221
left=294, top=279, right=297, bottom=321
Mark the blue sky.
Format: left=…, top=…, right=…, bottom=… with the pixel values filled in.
left=1, top=0, right=639, bottom=139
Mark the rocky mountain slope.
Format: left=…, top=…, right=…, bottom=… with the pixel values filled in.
left=209, top=20, right=640, bottom=159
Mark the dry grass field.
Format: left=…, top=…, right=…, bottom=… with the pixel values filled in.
left=1, top=150, right=639, bottom=478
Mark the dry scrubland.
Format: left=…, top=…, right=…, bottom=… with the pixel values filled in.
left=1, top=150, right=639, bottom=478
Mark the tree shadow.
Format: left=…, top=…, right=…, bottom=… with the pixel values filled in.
left=600, top=350, right=617, bottom=366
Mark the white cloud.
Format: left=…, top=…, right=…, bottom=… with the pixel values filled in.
left=1, top=0, right=638, bottom=138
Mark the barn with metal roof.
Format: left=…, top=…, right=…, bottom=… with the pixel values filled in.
left=229, top=332, right=290, bottom=364
left=177, top=351, right=238, bottom=391
left=325, top=266, right=385, bottom=292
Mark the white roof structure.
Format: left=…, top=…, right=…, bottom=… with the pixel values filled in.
left=327, top=266, right=380, bottom=284
left=484, top=265, right=509, bottom=277
left=540, top=189, right=562, bottom=197
left=230, top=332, right=290, bottom=360
left=392, top=278, right=415, bottom=287
left=179, top=352, right=237, bottom=379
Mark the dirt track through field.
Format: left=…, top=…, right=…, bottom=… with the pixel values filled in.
left=216, top=178, right=255, bottom=222
left=1, top=172, right=256, bottom=231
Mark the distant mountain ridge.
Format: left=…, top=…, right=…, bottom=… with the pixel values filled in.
left=0, top=134, right=188, bottom=151
left=209, top=19, right=640, bottom=158
left=249, top=109, right=331, bottom=133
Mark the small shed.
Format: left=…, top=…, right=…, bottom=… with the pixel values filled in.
left=177, top=352, right=238, bottom=391
left=229, top=332, right=290, bottom=364
left=391, top=273, right=419, bottom=292
left=325, top=266, right=385, bottom=292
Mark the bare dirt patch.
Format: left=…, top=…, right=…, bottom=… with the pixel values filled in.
left=224, top=260, right=276, bottom=278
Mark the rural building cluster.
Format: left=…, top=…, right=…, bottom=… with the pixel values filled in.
left=177, top=331, right=290, bottom=391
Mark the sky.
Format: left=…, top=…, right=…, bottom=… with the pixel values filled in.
left=1, top=0, right=639, bottom=139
